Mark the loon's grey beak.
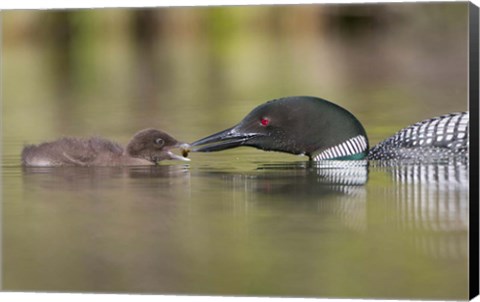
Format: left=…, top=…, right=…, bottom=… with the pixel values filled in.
left=191, top=127, right=260, bottom=152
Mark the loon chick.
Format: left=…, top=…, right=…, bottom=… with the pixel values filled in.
left=191, top=96, right=468, bottom=162
left=22, top=128, right=190, bottom=167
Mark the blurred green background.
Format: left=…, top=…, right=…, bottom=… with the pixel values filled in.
left=3, top=3, right=468, bottom=156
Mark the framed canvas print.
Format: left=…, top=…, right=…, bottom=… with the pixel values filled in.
left=1, top=1, right=479, bottom=301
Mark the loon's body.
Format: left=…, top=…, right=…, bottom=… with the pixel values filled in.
left=368, top=112, right=469, bottom=162
left=191, top=96, right=469, bottom=163
left=22, top=128, right=190, bottom=167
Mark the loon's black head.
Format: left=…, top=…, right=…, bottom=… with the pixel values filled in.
left=191, top=96, right=369, bottom=160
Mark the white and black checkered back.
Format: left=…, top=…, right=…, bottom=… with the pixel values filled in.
left=368, top=112, right=469, bottom=162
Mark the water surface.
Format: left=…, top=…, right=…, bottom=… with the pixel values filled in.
left=2, top=150, right=469, bottom=299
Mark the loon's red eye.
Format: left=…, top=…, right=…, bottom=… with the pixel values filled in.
left=261, top=118, right=270, bottom=126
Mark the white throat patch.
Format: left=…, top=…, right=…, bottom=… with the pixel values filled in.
left=313, top=135, right=368, bottom=161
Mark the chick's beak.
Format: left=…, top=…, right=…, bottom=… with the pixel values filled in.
left=167, top=142, right=191, bottom=161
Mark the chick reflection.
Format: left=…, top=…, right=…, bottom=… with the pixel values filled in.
left=22, top=164, right=191, bottom=191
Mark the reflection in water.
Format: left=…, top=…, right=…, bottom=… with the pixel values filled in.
left=22, top=164, right=191, bottom=190
left=258, top=160, right=369, bottom=185
left=11, top=158, right=469, bottom=297
left=195, top=160, right=468, bottom=261
left=21, top=160, right=469, bottom=260
left=372, top=161, right=469, bottom=260
left=198, top=160, right=367, bottom=197
left=194, top=161, right=370, bottom=234
left=257, top=161, right=370, bottom=231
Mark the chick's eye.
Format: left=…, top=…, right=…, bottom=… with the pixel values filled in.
left=155, top=138, right=165, bottom=146
left=260, top=118, right=270, bottom=126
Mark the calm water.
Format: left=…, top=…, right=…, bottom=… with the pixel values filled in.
left=1, top=3, right=470, bottom=300
left=2, top=152, right=469, bottom=299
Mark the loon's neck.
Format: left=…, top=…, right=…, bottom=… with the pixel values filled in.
left=311, top=111, right=469, bottom=162
left=311, top=135, right=368, bottom=161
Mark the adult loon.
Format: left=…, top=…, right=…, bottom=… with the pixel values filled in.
left=22, top=128, right=190, bottom=167
left=191, top=96, right=469, bottom=162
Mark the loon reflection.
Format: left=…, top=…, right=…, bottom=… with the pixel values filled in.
left=22, top=158, right=468, bottom=260
left=200, top=160, right=468, bottom=260
left=370, top=161, right=468, bottom=259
